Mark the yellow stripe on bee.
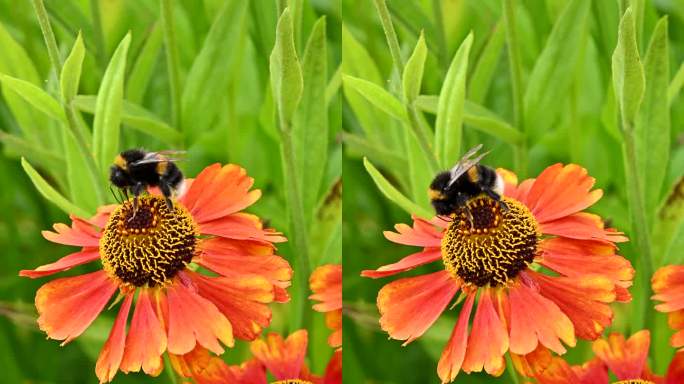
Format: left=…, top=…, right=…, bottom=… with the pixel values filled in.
left=429, top=189, right=445, bottom=200
left=114, top=155, right=127, bottom=170
left=467, top=166, right=479, bottom=183
left=156, top=160, right=168, bottom=175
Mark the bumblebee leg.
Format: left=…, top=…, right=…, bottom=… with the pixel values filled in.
left=109, top=185, right=121, bottom=204
left=484, top=189, right=509, bottom=212
left=160, top=182, right=175, bottom=212
left=128, top=182, right=145, bottom=221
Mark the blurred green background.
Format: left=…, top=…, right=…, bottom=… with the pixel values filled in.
left=0, top=0, right=340, bottom=382
left=342, top=0, right=684, bottom=383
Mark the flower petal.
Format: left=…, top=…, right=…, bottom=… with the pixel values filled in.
left=168, top=345, right=243, bottom=384
left=361, top=249, right=441, bottom=278
left=326, top=310, right=342, bottom=349
left=541, top=213, right=628, bottom=243
left=383, top=217, right=443, bottom=247
left=592, top=330, right=650, bottom=380
left=200, top=213, right=287, bottom=243
left=377, top=271, right=460, bottom=344
left=95, top=294, right=133, bottom=383
left=166, top=279, right=234, bottom=355
left=189, top=272, right=274, bottom=341
left=198, top=237, right=292, bottom=302
left=42, top=217, right=101, bottom=247
left=462, top=289, right=508, bottom=376
left=509, top=344, right=554, bottom=378
left=540, top=237, right=634, bottom=302
left=36, top=270, right=117, bottom=344
left=525, top=164, right=603, bottom=223
left=437, top=294, right=475, bottom=383
left=181, top=164, right=261, bottom=224
left=310, top=264, right=342, bottom=312
left=653, top=265, right=684, bottom=312
left=251, top=330, right=307, bottom=380
left=666, top=352, right=684, bottom=384
left=20, top=248, right=100, bottom=278
left=120, top=289, right=167, bottom=376
left=508, top=278, right=576, bottom=355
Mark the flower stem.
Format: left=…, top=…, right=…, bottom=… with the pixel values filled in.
left=279, top=123, right=311, bottom=330
left=31, top=0, right=106, bottom=208
left=373, top=0, right=440, bottom=173
left=622, top=128, right=654, bottom=331
left=505, top=354, right=520, bottom=384
left=161, top=0, right=182, bottom=128
left=163, top=353, right=178, bottom=384
left=503, top=0, right=528, bottom=177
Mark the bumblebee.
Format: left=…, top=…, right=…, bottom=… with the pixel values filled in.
left=110, top=149, right=185, bottom=211
left=428, top=144, right=506, bottom=218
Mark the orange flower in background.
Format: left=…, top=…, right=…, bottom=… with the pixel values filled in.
left=362, top=164, right=634, bottom=382
left=310, top=264, right=342, bottom=348
left=527, top=330, right=684, bottom=384
left=171, top=330, right=342, bottom=384
left=20, top=163, right=291, bottom=383
left=652, top=265, right=684, bottom=349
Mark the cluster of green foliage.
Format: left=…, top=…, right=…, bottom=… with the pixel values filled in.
left=0, top=0, right=340, bottom=382
left=343, top=0, right=684, bottom=382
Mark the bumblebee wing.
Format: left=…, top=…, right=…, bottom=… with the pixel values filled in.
left=154, top=150, right=187, bottom=157
left=446, top=145, right=489, bottom=188
left=129, top=157, right=185, bottom=167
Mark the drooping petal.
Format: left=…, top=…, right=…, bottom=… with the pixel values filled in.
left=361, top=249, right=441, bottom=278
left=540, top=237, right=634, bottom=301
left=251, top=330, right=307, bottom=380
left=592, top=330, right=650, bottom=380
left=509, top=344, right=553, bottom=378
left=198, top=237, right=292, bottom=302
left=653, top=265, right=684, bottom=313
left=189, top=272, right=274, bottom=341
left=95, top=294, right=133, bottom=383
left=42, top=217, right=101, bottom=247
left=524, top=164, right=603, bottom=223
left=35, top=270, right=118, bottom=344
left=437, top=294, right=475, bottom=383
left=528, top=357, right=580, bottom=384
left=462, top=288, right=508, bottom=376
left=326, top=310, right=342, bottom=349
left=571, top=357, right=609, bottom=384
left=166, top=278, right=234, bottom=355
left=324, top=349, right=342, bottom=384
left=540, top=212, right=628, bottom=243
left=309, top=264, right=342, bottom=312
left=666, top=352, right=684, bottom=384
left=508, top=278, right=576, bottom=355
left=180, top=163, right=262, bottom=224
left=530, top=272, right=615, bottom=340
left=120, top=289, right=167, bottom=376
left=377, top=271, right=460, bottom=344
left=168, top=345, right=243, bottom=384
left=20, top=248, right=100, bottom=278
left=200, top=213, right=287, bottom=243
left=383, top=217, right=443, bottom=247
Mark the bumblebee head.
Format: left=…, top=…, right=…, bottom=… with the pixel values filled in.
left=429, top=171, right=452, bottom=197
left=109, top=164, right=130, bottom=188
left=113, top=154, right=128, bottom=171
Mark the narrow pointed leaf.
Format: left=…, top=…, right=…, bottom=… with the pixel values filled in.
left=127, top=24, right=163, bottom=104
left=60, top=31, right=85, bottom=102
left=402, top=31, right=427, bottom=103
left=0, top=74, right=65, bottom=122
left=342, top=75, right=408, bottom=121
left=270, top=7, right=303, bottom=128
left=612, top=7, right=644, bottom=130
left=21, top=158, right=91, bottom=218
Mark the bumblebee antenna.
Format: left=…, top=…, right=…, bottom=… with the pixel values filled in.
left=109, top=185, right=122, bottom=204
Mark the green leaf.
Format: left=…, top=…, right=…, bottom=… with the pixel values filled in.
left=434, top=32, right=472, bottom=168
left=612, top=7, right=645, bottom=130
left=524, top=0, right=590, bottom=137
left=270, top=7, right=303, bottom=128
left=342, top=75, right=408, bottom=121
left=668, top=62, right=684, bottom=105
left=293, top=16, right=328, bottom=226
left=21, top=158, right=90, bottom=218
left=62, top=127, right=99, bottom=213
left=637, top=17, right=670, bottom=218
left=0, top=74, right=65, bottom=122
left=653, top=177, right=684, bottom=266
left=74, top=95, right=182, bottom=146
left=468, top=21, right=504, bottom=104
left=342, top=132, right=407, bottom=171
left=417, top=95, right=523, bottom=145
left=181, top=0, right=248, bottom=140
left=402, top=31, right=427, bottom=103
left=60, top=31, right=85, bottom=102
left=127, top=23, right=163, bottom=104
left=0, top=132, right=63, bottom=169
left=363, top=157, right=433, bottom=219
left=405, top=126, right=432, bottom=208
left=93, top=33, right=131, bottom=176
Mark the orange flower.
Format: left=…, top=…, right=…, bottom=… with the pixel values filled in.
left=20, top=163, right=291, bottom=383
left=652, top=265, right=684, bottom=349
left=362, top=164, right=633, bottom=382
left=310, top=264, right=342, bottom=348
left=171, top=330, right=342, bottom=384
left=527, top=330, right=684, bottom=384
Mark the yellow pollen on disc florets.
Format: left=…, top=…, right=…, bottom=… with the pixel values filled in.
left=441, top=196, right=540, bottom=288
left=271, top=381, right=314, bottom=384
left=613, top=381, right=655, bottom=384
left=100, top=195, right=199, bottom=288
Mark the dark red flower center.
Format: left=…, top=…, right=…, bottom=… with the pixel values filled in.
left=100, top=196, right=198, bottom=287
left=441, top=196, right=540, bottom=287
